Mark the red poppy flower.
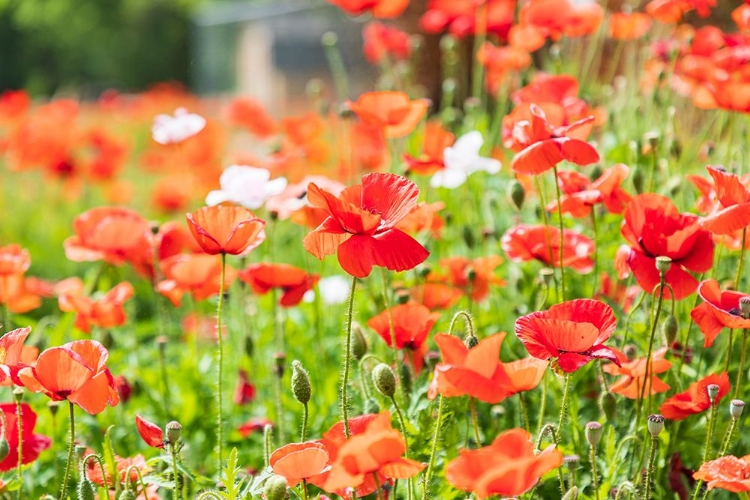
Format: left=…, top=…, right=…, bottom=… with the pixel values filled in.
left=427, top=256, right=505, bottom=301
left=238, top=263, right=319, bottom=307
left=0, top=327, right=33, bottom=386
left=234, top=369, right=256, bottom=406
left=621, top=194, right=714, bottom=300
left=367, top=303, right=440, bottom=351
left=515, top=299, right=619, bottom=372
left=609, top=12, right=653, bottom=40
left=690, top=279, right=750, bottom=347
left=327, top=0, right=408, bottom=18
left=346, top=92, right=428, bottom=139
left=733, top=4, right=750, bottom=31
left=546, top=164, right=631, bottom=218
left=186, top=205, right=266, bottom=256
left=511, top=104, right=599, bottom=175
left=477, top=43, right=532, bottom=93
left=271, top=441, right=330, bottom=487
left=56, top=278, right=134, bottom=333
left=302, top=172, right=430, bottom=278
left=18, top=340, right=120, bottom=415
left=238, top=417, right=273, bottom=438
left=225, top=97, right=278, bottom=138
left=86, top=453, right=151, bottom=490
left=596, top=273, right=641, bottom=313
left=156, top=253, right=237, bottom=307
left=694, top=454, right=750, bottom=493
left=501, top=224, right=595, bottom=273
left=410, top=283, right=463, bottom=310
left=700, top=166, right=750, bottom=235
left=604, top=347, right=671, bottom=399
left=396, top=201, right=446, bottom=239
left=419, top=0, right=515, bottom=38
left=428, top=333, right=514, bottom=404
left=362, top=22, right=411, bottom=64
left=0, top=403, right=51, bottom=472
left=646, top=0, right=715, bottom=23
left=660, top=372, right=730, bottom=420
left=446, top=428, right=563, bottom=498
left=135, top=415, right=164, bottom=448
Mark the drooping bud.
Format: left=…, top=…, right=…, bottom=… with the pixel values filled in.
left=662, top=315, right=679, bottom=346
left=350, top=323, right=368, bottom=361
left=600, top=392, right=617, bottom=423
left=655, top=256, right=672, bottom=276
left=730, top=399, right=745, bottom=419
left=585, top=422, right=603, bottom=447
left=707, top=384, right=720, bottom=404
left=372, top=363, right=397, bottom=398
left=166, top=421, right=182, bottom=446
left=264, top=474, right=289, bottom=500
left=291, top=360, right=312, bottom=405
left=647, top=414, right=665, bottom=437
left=508, top=180, right=525, bottom=210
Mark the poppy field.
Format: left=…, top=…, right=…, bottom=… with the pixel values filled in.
left=1, top=0, right=750, bottom=498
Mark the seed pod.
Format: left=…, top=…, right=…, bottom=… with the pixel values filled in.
left=585, top=422, right=603, bottom=447
left=508, top=180, right=525, bottom=210
left=707, top=384, right=720, bottom=403
left=264, top=475, right=289, bottom=500
left=730, top=400, right=745, bottom=419
left=655, top=256, right=672, bottom=276
left=647, top=414, right=665, bottom=437
left=291, top=360, right=312, bottom=404
left=372, top=364, right=397, bottom=398
left=166, top=421, right=182, bottom=446
left=662, top=315, right=678, bottom=346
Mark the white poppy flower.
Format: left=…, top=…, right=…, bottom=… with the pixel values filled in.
left=151, top=107, right=207, bottom=145
left=303, top=275, right=351, bottom=305
left=430, top=131, right=502, bottom=189
left=205, top=165, right=288, bottom=210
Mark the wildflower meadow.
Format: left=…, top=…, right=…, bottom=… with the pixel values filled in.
left=0, top=0, right=749, bottom=498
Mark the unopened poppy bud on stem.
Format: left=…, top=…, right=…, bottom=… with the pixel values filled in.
left=166, top=421, right=182, bottom=446
left=12, top=387, right=22, bottom=403
left=0, top=435, right=9, bottom=462
left=707, top=384, right=720, bottom=404
left=264, top=475, right=288, bottom=500
left=647, top=414, right=665, bottom=437
left=655, top=256, right=672, bottom=277
left=508, top=180, right=525, bottom=210
left=372, top=363, right=397, bottom=398
left=585, top=422, right=603, bottom=447
left=539, top=268, right=555, bottom=285
left=662, top=315, right=678, bottom=346
left=350, top=323, right=367, bottom=360
left=730, top=399, right=745, bottom=419
left=561, top=486, right=579, bottom=500
left=273, top=353, right=286, bottom=378
left=600, top=392, right=617, bottom=422
left=291, top=360, right=311, bottom=404
left=464, top=333, right=478, bottom=349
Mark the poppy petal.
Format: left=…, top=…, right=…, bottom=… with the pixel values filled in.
left=370, top=228, right=430, bottom=273
left=361, top=172, right=420, bottom=227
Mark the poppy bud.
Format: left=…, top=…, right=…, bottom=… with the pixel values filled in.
left=647, top=414, right=665, bottom=437
left=600, top=392, right=617, bottom=422
left=264, top=475, right=288, bottom=500
left=363, top=398, right=380, bottom=414
left=730, top=399, right=745, bottom=419
left=244, top=334, right=254, bottom=357
left=418, top=266, right=432, bottom=279
left=372, top=363, right=397, bottom=398
left=101, top=330, right=115, bottom=350
left=632, top=166, right=645, bottom=194
left=78, top=478, right=96, bottom=500
left=741, top=297, right=750, bottom=318
left=166, top=421, right=182, bottom=446
left=561, top=486, right=579, bottom=500
left=48, top=401, right=60, bottom=417
left=585, top=422, right=603, bottom=447
left=395, top=289, right=410, bottom=305
left=707, top=384, right=720, bottom=404
left=12, top=387, right=22, bottom=403
left=118, top=491, right=136, bottom=500
left=350, top=323, right=368, bottom=361
left=462, top=225, right=476, bottom=249
left=623, top=344, right=638, bottom=360
left=399, top=362, right=412, bottom=394
left=464, top=334, right=479, bottom=349
left=424, top=350, right=440, bottom=371
left=0, top=436, right=9, bottom=462
left=588, top=165, right=603, bottom=182
left=564, top=454, right=580, bottom=469
left=291, top=360, right=312, bottom=405
left=655, top=256, right=672, bottom=276
left=273, top=353, right=286, bottom=378
left=321, top=31, right=338, bottom=49
left=466, top=268, right=477, bottom=282
left=508, top=180, right=525, bottom=210
left=539, top=268, right=555, bottom=286
left=662, top=315, right=678, bottom=346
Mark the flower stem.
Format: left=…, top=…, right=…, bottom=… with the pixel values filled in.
left=718, top=415, right=739, bottom=457
left=448, top=310, right=475, bottom=338
left=643, top=435, right=658, bottom=500
left=469, top=397, right=481, bottom=446
left=635, top=281, right=666, bottom=435
left=591, top=208, right=599, bottom=296
left=552, top=164, right=566, bottom=301
left=519, top=392, right=530, bottom=432
left=734, top=329, right=748, bottom=399
left=171, top=443, right=181, bottom=500
left=557, top=373, right=571, bottom=437
left=301, top=479, right=309, bottom=500
left=590, top=444, right=600, bottom=500
left=301, top=402, right=309, bottom=442
left=391, top=396, right=413, bottom=500
left=736, top=227, right=747, bottom=290
left=342, top=276, right=358, bottom=438
left=535, top=175, right=560, bottom=300
left=59, top=402, right=75, bottom=500
left=216, top=252, right=227, bottom=472
left=702, top=400, right=718, bottom=463
left=422, top=395, right=444, bottom=500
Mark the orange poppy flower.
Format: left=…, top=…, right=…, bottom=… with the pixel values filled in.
left=18, top=339, right=120, bottom=415
left=687, top=172, right=721, bottom=214
left=690, top=279, right=750, bottom=347
left=56, top=278, right=134, bottom=333
left=271, top=441, right=330, bottom=487
left=511, top=104, right=599, bottom=175
left=186, top=205, right=266, bottom=256
left=225, top=97, right=278, bottom=138
left=152, top=176, right=193, bottom=214
left=0, top=274, right=44, bottom=314
left=363, top=22, right=411, bottom=64
left=694, top=454, right=750, bottom=493
left=515, top=299, right=620, bottom=373
left=446, top=428, right=563, bottom=498
left=157, top=253, right=237, bottom=307
left=546, top=164, right=631, bottom=218
left=403, top=121, right=454, bottom=175
left=660, top=372, right=730, bottom=420
left=327, top=0, right=408, bottom=18
left=396, top=201, right=446, bottom=239
left=347, top=92, right=428, bottom=139
left=0, top=89, right=30, bottom=123
left=476, top=43, right=532, bottom=93
left=501, top=224, right=595, bottom=273
left=238, top=263, right=319, bottom=307
left=733, top=4, right=750, bottom=31
left=427, top=255, right=505, bottom=301
left=517, top=0, right=604, bottom=43
left=86, top=453, right=152, bottom=491
left=621, top=194, right=714, bottom=300
left=135, top=415, right=164, bottom=448
left=64, top=207, right=153, bottom=266
left=646, top=0, right=715, bottom=23
left=509, top=73, right=601, bottom=127
left=596, top=273, right=641, bottom=313
left=504, top=357, right=549, bottom=393
left=321, top=411, right=425, bottom=492
left=0, top=244, right=30, bottom=275
left=0, top=327, right=33, bottom=386
left=700, top=166, right=750, bottom=235
left=604, top=347, right=671, bottom=399
left=428, top=332, right=513, bottom=403
left=609, top=12, right=653, bottom=40
left=410, top=283, right=464, bottom=310
left=367, top=302, right=440, bottom=351
left=302, top=173, right=430, bottom=278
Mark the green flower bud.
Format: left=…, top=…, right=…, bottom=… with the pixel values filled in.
left=166, top=421, right=182, bottom=446
left=77, top=479, right=96, bottom=500
left=662, top=315, right=678, bottom=346
left=561, top=486, right=579, bottom=500
left=632, top=166, right=645, bottom=194
left=351, top=323, right=368, bottom=361
left=399, top=363, right=413, bottom=395
left=508, top=180, right=525, bottom=210
left=118, top=491, right=137, bottom=500
left=731, top=399, right=745, bottom=419
left=589, top=165, right=603, bottom=182
left=264, top=475, right=289, bottom=500
left=585, top=422, right=603, bottom=447
left=273, top=352, right=286, bottom=378
left=464, top=334, right=479, bottom=349
left=462, top=225, right=476, bottom=249
left=0, top=436, right=9, bottom=462
left=244, top=334, right=254, bottom=357
left=600, top=392, right=617, bottom=423
left=647, top=414, right=665, bottom=437
left=291, top=360, right=312, bottom=404
left=372, top=363, right=397, bottom=398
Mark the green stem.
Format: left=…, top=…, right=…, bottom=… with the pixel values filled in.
left=171, top=443, right=181, bottom=500
left=703, top=401, right=718, bottom=463
left=447, top=310, right=475, bottom=338
left=342, top=276, right=358, bottom=439
left=391, top=396, right=413, bottom=500
left=590, top=445, right=600, bottom=500
left=536, top=370, right=548, bottom=438
left=59, top=402, right=75, bottom=500
left=718, top=416, right=739, bottom=457
left=216, top=252, right=227, bottom=471
left=642, top=436, right=658, bottom=500
left=557, top=373, right=571, bottom=437
left=519, top=392, right=530, bottom=432
left=635, top=282, right=666, bottom=433
left=591, top=208, right=599, bottom=296
left=422, top=395, right=445, bottom=500
left=535, top=175, right=560, bottom=300
left=301, top=402, right=309, bottom=442
left=301, top=479, right=309, bottom=500
left=274, top=367, right=285, bottom=445
left=737, top=228, right=747, bottom=290
left=469, top=397, right=481, bottom=446
left=552, top=164, right=566, bottom=301
left=735, top=329, right=748, bottom=400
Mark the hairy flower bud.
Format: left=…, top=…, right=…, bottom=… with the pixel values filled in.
left=562, top=486, right=579, bottom=500
left=585, top=422, right=603, bottom=447
left=0, top=436, right=9, bottom=462
left=77, top=479, right=96, bottom=500
left=291, top=360, right=312, bottom=404
left=508, top=180, right=525, bottom=210
left=600, top=392, right=617, bottom=423
left=372, top=363, right=397, bottom=398
left=166, top=421, right=182, bottom=446
left=350, top=323, right=368, bottom=361
left=273, top=352, right=286, bottom=378
left=264, top=475, right=288, bottom=500
left=662, top=315, right=678, bottom=346
left=464, top=334, right=479, bottom=349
